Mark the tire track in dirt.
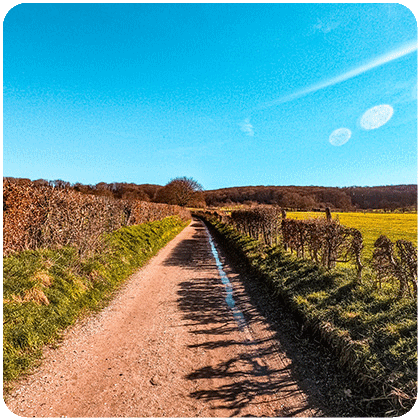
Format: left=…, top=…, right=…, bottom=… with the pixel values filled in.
left=5, top=219, right=325, bottom=417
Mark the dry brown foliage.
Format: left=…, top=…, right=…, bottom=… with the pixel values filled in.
left=373, top=235, right=417, bottom=297
left=197, top=207, right=417, bottom=297
left=3, top=179, right=190, bottom=256
left=231, top=206, right=282, bottom=246
left=281, top=217, right=364, bottom=276
left=209, top=207, right=365, bottom=277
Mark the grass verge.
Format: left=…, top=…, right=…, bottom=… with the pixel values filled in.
left=3, top=216, right=189, bottom=387
left=198, top=215, right=416, bottom=417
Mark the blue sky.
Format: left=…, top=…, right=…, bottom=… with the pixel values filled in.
left=3, top=3, right=418, bottom=189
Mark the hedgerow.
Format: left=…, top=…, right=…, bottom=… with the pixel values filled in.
left=3, top=179, right=190, bottom=257
left=209, top=207, right=416, bottom=297
left=196, top=210, right=417, bottom=416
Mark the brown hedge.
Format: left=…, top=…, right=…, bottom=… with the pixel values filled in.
left=200, top=207, right=417, bottom=296
left=3, top=179, right=190, bottom=257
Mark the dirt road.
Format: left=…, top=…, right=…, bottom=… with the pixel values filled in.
left=6, top=219, right=326, bottom=417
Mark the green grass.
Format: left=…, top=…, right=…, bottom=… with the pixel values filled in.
left=3, top=216, right=189, bottom=385
left=201, top=215, right=417, bottom=416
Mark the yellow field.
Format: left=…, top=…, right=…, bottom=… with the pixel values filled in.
left=288, top=211, right=418, bottom=258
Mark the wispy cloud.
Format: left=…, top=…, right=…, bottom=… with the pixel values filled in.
left=239, top=118, right=254, bottom=136
left=257, top=40, right=418, bottom=110
left=313, top=17, right=341, bottom=34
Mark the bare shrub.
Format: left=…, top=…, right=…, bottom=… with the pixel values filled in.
left=240, top=211, right=365, bottom=275
left=373, top=235, right=417, bottom=297
left=230, top=206, right=282, bottom=246
left=198, top=207, right=416, bottom=297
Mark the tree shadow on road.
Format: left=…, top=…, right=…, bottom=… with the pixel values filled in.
left=163, top=218, right=367, bottom=416
left=162, top=219, right=329, bottom=416
left=175, top=271, right=320, bottom=417
left=163, top=219, right=212, bottom=269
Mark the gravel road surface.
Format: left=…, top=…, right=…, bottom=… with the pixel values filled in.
left=5, top=219, right=331, bottom=417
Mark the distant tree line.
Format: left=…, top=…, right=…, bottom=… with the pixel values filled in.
left=4, top=176, right=205, bottom=208
left=204, top=185, right=417, bottom=212
left=4, top=177, right=416, bottom=211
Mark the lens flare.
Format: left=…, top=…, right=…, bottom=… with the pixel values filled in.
left=329, top=128, right=352, bottom=146
left=360, top=104, right=394, bottom=130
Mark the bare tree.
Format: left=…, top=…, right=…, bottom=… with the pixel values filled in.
left=155, top=177, right=204, bottom=207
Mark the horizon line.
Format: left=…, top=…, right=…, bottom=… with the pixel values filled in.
left=4, top=175, right=417, bottom=190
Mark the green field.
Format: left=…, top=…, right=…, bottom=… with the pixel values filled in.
left=287, top=211, right=417, bottom=260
